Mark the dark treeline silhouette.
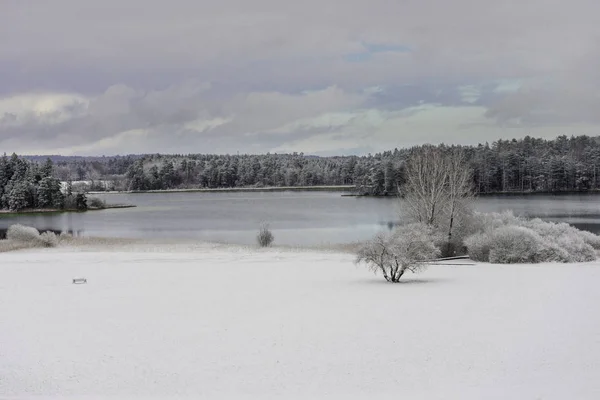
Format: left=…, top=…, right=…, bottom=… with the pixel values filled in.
left=20, top=134, right=600, bottom=195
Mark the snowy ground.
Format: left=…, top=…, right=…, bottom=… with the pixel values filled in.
left=1, top=245, right=600, bottom=399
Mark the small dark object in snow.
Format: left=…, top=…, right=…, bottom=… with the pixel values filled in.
left=72, top=278, right=87, bottom=284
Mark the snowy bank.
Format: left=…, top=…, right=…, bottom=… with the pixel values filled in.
left=1, top=246, right=600, bottom=399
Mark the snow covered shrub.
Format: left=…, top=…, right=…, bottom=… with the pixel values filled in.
left=464, top=232, right=492, bottom=262
left=39, top=231, right=59, bottom=247
left=534, top=240, right=572, bottom=263
left=523, top=218, right=597, bottom=262
left=469, top=211, right=522, bottom=233
left=555, top=235, right=596, bottom=262
left=488, top=226, right=541, bottom=264
left=356, top=223, right=440, bottom=283
left=578, top=230, right=600, bottom=250
left=466, top=212, right=599, bottom=264
left=7, top=224, right=42, bottom=244
left=0, top=240, right=28, bottom=252
left=5, top=224, right=58, bottom=248
left=524, top=219, right=571, bottom=239
left=257, top=223, right=274, bottom=247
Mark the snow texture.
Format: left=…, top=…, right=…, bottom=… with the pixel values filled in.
left=1, top=245, right=600, bottom=399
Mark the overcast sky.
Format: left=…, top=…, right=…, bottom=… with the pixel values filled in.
left=1, top=0, right=599, bottom=156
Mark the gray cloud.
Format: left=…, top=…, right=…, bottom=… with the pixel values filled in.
left=1, top=0, right=600, bottom=155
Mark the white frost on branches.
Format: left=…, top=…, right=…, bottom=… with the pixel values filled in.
left=356, top=223, right=440, bottom=282
left=465, top=212, right=599, bottom=263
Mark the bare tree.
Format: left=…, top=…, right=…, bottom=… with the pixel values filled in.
left=356, top=223, right=440, bottom=282
left=257, top=223, right=274, bottom=247
left=444, top=147, right=474, bottom=251
left=401, top=145, right=449, bottom=226
left=400, top=146, right=474, bottom=255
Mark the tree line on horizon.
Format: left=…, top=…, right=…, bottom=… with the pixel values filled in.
left=18, top=134, right=600, bottom=195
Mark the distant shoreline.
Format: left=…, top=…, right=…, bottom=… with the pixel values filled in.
left=87, top=186, right=600, bottom=197
left=88, top=185, right=355, bottom=194
left=0, top=204, right=136, bottom=216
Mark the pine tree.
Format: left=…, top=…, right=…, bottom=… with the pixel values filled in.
left=37, top=177, right=55, bottom=207
left=8, top=181, right=30, bottom=211
left=384, top=162, right=396, bottom=194
left=41, top=158, right=54, bottom=178
left=75, top=192, right=88, bottom=210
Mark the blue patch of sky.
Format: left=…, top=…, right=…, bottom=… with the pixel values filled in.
left=343, top=42, right=413, bottom=63
left=363, top=84, right=466, bottom=110
left=363, top=81, right=519, bottom=111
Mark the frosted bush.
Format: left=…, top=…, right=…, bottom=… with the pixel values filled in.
left=471, top=211, right=522, bottom=231
left=0, top=240, right=29, bottom=252
left=7, top=224, right=42, bottom=244
left=5, top=224, right=58, bottom=248
left=39, top=231, right=59, bottom=247
left=578, top=230, right=600, bottom=250
left=488, top=226, right=541, bottom=264
left=58, top=231, right=74, bottom=244
left=535, top=240, right=573, bottom=263
left=523, top=218, right=597, bottom=262
left=465, top=210, right=600, bottom=264
left=555, top=235, right=596, bottom=262
left=524, top=219, right=573, bottom=239
left=464, top=232, right=492, bottom=262
left=356, top=223, right=440, bottom=282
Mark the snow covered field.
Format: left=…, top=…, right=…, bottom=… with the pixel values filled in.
left=2, top=245, right=600, bottom=399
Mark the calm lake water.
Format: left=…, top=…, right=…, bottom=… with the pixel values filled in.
left=2, top=191, right=600, bottom=246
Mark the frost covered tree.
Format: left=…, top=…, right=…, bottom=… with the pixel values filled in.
left=356, top=223, right=440, bottom=283
left=402, top=146, right=449, bottom=226
left=444, top=147, right=474, bottom=251
left=37, top=177, right=56, bottom=207
left=401, top=146, right=474, bottom=255
left=7, top=182, right=30, bottom=211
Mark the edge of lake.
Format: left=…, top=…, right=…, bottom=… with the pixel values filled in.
left=88, top=185, right=355, bottom=194
left=0, top=204, right=136, bottom=217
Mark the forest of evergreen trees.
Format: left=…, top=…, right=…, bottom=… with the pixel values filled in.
left=0, top=154, right=87, bottom=211
left=17, top=134, right=600, bottom=197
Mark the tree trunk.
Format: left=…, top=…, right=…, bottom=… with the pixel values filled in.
left=446, top=212, right=455, bottom=256
left=380, top=265, right=390, bottom=282
left=391, top=266, right=407, bottom=282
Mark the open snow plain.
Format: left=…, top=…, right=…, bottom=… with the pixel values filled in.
left=2, top=244, right=600, bottom=399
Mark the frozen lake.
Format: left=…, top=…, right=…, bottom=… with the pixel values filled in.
left=2, top=191, right=600, bottom=246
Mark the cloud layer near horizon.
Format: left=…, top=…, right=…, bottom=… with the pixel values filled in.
left=1, top=0, right=599, bottom=155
